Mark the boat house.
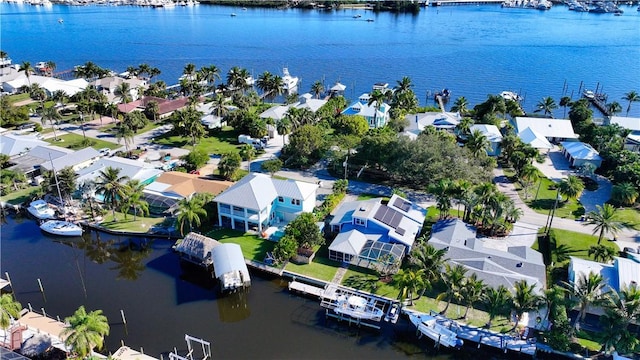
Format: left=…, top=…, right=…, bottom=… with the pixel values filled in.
left=173, top=232, right=220, bottom=268
left=211, top=243, right=251, bottom=292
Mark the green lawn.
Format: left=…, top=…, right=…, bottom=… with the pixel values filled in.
left=575, top=330, right=603, bottom=352
left=100, top=212, right=165, bottom=232
left=45, top=133, right=120, bottom=150
left=285, top=257, right=340, bottom=282
left=154, top=127, right=242, bottom=155
left=532, top=228, right=618, bottom=263
left=615, top=208, right=640, bottom=231
left=0, top=186, right=40, bottom=205
left=503, top=168, right=584, bottom=220
left=356, top=193, right=389, bottom=201
left=101, top=121, right=159, bottom=135
left=8, top=93, right=31, bottom=104
left=206, top=228, right=275, bottom=262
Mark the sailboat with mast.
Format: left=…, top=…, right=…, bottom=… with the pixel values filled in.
left=40, top=155, right=83, bottom=237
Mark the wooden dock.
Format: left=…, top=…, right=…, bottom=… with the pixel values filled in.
left=288, top=281, right=326, bottom=298
left=15, top=308, right=70, bottom=352
left=112, top=346, right=158, bottom=360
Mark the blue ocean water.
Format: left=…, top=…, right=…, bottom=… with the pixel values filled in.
left=1, top=3, right=639, bottom=116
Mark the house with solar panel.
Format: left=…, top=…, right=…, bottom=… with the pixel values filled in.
left=214, top=173, right=318, bottom=233
left=327, top=194, right=427, bottom=269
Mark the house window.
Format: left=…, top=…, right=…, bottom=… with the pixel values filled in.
left=278, top=196, right=284, bottom=203
left=291, top=199, right=300, bottom=206
left=354, top=218, right=365, bottom=226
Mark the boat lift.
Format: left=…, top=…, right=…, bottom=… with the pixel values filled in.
left=168, top=334, right=211, bottom=360
left=320, top=283, right=389, bottom=328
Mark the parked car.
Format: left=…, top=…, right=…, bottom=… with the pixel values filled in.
left=98, top=148, right=111, bottom=156
left=17, top=122, right=35, bottom=130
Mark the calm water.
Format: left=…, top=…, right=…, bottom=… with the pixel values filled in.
left=1, top=216, right=466, bottom=359
left=1, top=3, right=639, bottom=117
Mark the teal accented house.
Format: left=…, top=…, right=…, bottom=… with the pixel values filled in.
left=341, top=93, right=390, bottom=129
left=214, top=173, right=317, bottom=233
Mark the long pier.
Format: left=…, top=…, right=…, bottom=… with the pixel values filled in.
left=429, top=0, right=504, bottom=5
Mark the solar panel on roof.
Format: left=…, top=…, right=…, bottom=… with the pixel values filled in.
left=393, top=197, right=412, bottom=212
left=374, top=206, right=403, bottom=229
left=395, top=227, right=406, bottom=236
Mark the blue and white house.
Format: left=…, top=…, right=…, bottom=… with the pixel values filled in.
left=214, top=173, right=318, bottom=233
left=328, top=194, right=426, bottom=267
left=341, top=93, right=390, bottom=129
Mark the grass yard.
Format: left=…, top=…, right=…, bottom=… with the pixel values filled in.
left=356, top=193, right=389, bottom=201
left=532, top=228, right=618, bottom=263
left=206, top=228, right=275, bottom=262
left=100, top=212, right=165, bottom=232
left=8, top=93, right=32, bottom=104
left=615, top=208, right=640, bottom=230
left=101, top=121, right=159, bottom=135
left=285, top=257, right=340, bottom=282
left=45, top=133, right=120, bottom=150
left=0, top=186, right=40, bottom=205
left=154, top=126, right=242, bottom=155
left=575, top=330, right=603, bottom=352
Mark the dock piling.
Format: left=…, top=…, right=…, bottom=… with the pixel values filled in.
left=120, top=309, right=127, bottom=325
left=41, top=307, right=46, bottom=318
left=37, top=278, right=46, bottom=302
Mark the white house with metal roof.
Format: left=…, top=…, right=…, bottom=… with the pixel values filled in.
left=2, top=74, right=88, bottom=97
left=470, top=124, right=503, bottom=156
left=40, top=147, right=101, bottom=172
left=327, top=194, right=426, bottom=268
left=560, top=141, right=602, bottom=169
left=517, top=127, right=553, bottom=150
left=76, top=156, right=163, bottom=189
left=402, top=112, right=461, bottom=139
left=513, top=117, right=579, bottom=144
left=341, top=93, right=390, bottom=128
left=428, top=219, right=547, bottom=293
left=0, top=133, right=48, bottom=157
left=607, top=116, right=640, bottom=132
left=214, top=172, right=317, bottom=233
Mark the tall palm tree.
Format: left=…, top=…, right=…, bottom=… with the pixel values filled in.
left=95, top=167, right=129, bottom=219
left=41, top=106, right=62, bottom=141
left=239, top=144, right=256, bottom=171
left=182, top=63, right=197, bottom=80
left=176, top=196, right=207, bottom=235
left=44, top=60, right=56, bottom=76
left=115, top=124, right=134, bottom=153
left=588, top=244, right=616, bottom=263
left=429, top=179, right=453, bottom=218
left=121, top=180, right=149, bottom=220
left=115, top=82, right=132, bottom=113
left=367, top=89, right=387, bottom=129
left=257, top=71, right=274, bottom=98
left=408, top=243, right=447, bottom=285
left=226, top=66, right=250, bottom=94
left=199, top=64, right=221, bottom=88
left=604, top=283, right=640, bottom=331
left=559, top=96, right=572, bottom=119
left=394, top=268, right=427, bottom=306
left=0, top=294, right=22, bottom=330
left=276, top=117, right=292, bottom=145
left=558, top=175, right=584, bottom=202
left=482, top=285, right=512, bottom=328
left=562, top=272, right=609, bottom=331
left=19, top=61, right=34, bottom=86
left=394, top=76, right=413, bottom=95
left=622, top=90, right=640, bottom=116
left=451, top=96, right=469, bottom=115
left=584, top=204, right=624, bottom=244
left=438, top=264, right=467, bottom=314
left=465, top=129, right=489, bottom=157
left=534, top=96, right=558, bottom=117
left=611, top=182, right=639, bottom=206
left=606, top=101, right=622, bottom=117
left=599, top=308, right=639, bottom=356
left=461, top=273, right=485, bottom=319
left=455, top=116, right=474, bottom=138
left=209, top=93, right=229, bottom=118
left=511, top=280, right=542, bottom=330
left=62, top=306, right=110, bottom=359
left=519, top=163, right=539, bottom=199
left=310, top=80, right=324, bottom=99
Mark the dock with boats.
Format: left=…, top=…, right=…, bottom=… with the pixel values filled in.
left=582, top=88, right=611, bottom=117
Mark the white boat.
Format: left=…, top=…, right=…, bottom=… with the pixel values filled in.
left=281, top=67, right=299, bottom=92
left=27, top=200, right=56, bottom=220
left=408, top=312, right=464, bottom=348
left=500, top=90, right=523, bottom=102
left=583, top=89, right=595, bottom=99
left=40, top=220, right=83, bottom=237
left=334, top=294, right=384, bottom=321
left=384, top=302, right=400, bottom=323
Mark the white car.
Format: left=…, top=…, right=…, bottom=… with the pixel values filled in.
left=98, top=148, right=111, bottom=156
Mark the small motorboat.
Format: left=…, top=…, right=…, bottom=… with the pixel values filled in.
left=40, top=220, right=83, bottom=237
left=230, top=12, right=237, bottom=16
left=334, top=294, right=384, bottom=321
left=384, top=302, right=400, bottom=323
left=407, top=312, right=464, bottom=348
left=27, top=200, right=56, bottom=220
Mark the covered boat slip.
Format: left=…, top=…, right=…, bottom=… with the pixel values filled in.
left=320, top=283, right=388, bottom=323
left=211, top=243, right=251, bottom=292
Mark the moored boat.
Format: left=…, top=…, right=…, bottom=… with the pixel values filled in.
left=407, top=312, right=464, bottom=348
left=40, top=220, right=83, bottom=237
left=27, top=200, right=56, bottom=220
left=282, top=67, right=299, bottom=92
left=334, top=294, right=385, bottom=321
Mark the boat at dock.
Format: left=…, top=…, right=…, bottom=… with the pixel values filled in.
left=407, top=311, right=464, bottom=349
left=384, top=302, right=400, bottom=323
left=334, top=294, right=385, bottom=321
left=281, top=67, right=299, bottom=92
left=40, top=220, right=83, bottom=237
left=500, top=90, right=522, bottom=102
left=320, top=283, right=387, bottom=324
left=27, top=199, right=56, bottom=220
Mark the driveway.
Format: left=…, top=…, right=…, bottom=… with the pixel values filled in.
left=533, top=147, right=571, bottom=182
left=579, top=175, right=612, bottom=214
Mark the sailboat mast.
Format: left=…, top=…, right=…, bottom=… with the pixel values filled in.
left=49, top=153, right=65, bottom=209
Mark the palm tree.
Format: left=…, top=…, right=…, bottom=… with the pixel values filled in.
left=394, top=268, right=427, bottom=306
left=199, top=64, right=220, bottom=87
left=558, top=175, right=584, bottom=202
left=604, top=283, right=640, bottom=331
left=429, top=179, right=453, bottom=218
left=122, top=180, right=148, bottom=220
left=0, top=294, right=22, bottom=330
left=588, top=244, right=616, bottom=263
left=367, top=89, right=387, bottom=128
left=465, top=129, right=489, bottom=157
left=563, top=272, right=609, bottom=331
left=438, top=264, right=467, bottom=314
left=606, top=101, right=622, bottom=117
left=310, top=80, right=324, bottom=99
left=276, top=117, right=292, bottom=145
left=584, top=204, right=624, bottom=244
left=144, top=100, right=160, bottom=123
left=455, top=116, right=474, bottom=138
left=115, top=82, right=132, bottom=114
left=559, top=96, right=572, bottom=119
left=176, top=196, right=207, bottom=235
left=257, top=71, right=273, bottom=98
left=115, top=124, right=134, bottom=153
left=461, top=273, right=485, bottom=319
left=599, top=308, right=639, bottom=356
left=519, top=163, right=539, bottom=199
left=451, top=96, right=469, bottom=115
left=19, top=61, right=34, bottom=86
left=62, top=306, right=110, bottom=359
left=182, top=63, right=197, bottom=80
left=534, top=96, right=558, bottom=117
left=44, top=60, right=56, bottom=76
left=394, top=76, right=413, bottom=95
left=226, top=66, right=250, bottom=94
left=41, top=106, right=62, bottom=141
left=239, top=144, right=256, bottom=171
left=622, top=90, right=640, bottom=116
left=209, top=93, right=230, bottom=118
left=611, top=182, right=639, bottom=206
left=408, top=243, right=447, bottom=284
left=482, top=285, right=512, bottom=328
left=95, top=167, right=129, bottom=219
left=511, top=280, right=542, bottom=330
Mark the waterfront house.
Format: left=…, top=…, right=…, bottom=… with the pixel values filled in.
left=513, top=117, right=578, bottom=144
left=259, top=93, right=328, bottom=137
left=341, top=93, right=390, bottom=129
left=143, top=171, right=232, bottom=213
left=402, top=112, right=461, bottom=139
left=560, top=141, right=602, bottom=169
left=624, top=131, right=640, bottom=153
left=2, top=74, right=88, bottom=97
left=327, top=194, right=426, bottom=268
left=116, top=95, right=190, bottom=119
left=39, top=147, right=101, bottom=173
left=517, top=127, right=553, bottom=150
left=5, top=144, right=70, bottom=179
left=428, top=219, right=547, bottom=293
left=606, top=116, right=640, bottom=154
left=214, top=172, right=317, bottom=233
left=92, top=76, right=147, bottom=104
left=76, top=156, right=163, bottom=190
left=470, top=124, right=503, bottom=156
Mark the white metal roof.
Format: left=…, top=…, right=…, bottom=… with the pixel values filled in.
left=518, top=127, right=553, bottom=149
left=0, top=133, right=48, bottom=157
left=514, top=117, right=578, bottom=139
left=561, top=141, right=602, bottom=161
left=273, top=178, right=318, bottom=201
left=40, top=147, right=100, bottom=171
left=609, top=116, right=640, bottom=132
left=329, top=229, right=368, bottom=256
left=214, top=173, right=278, bottom=211
left=470, top=124, right=503, bottom=143
left=211, top=243, right=250, bottom=281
